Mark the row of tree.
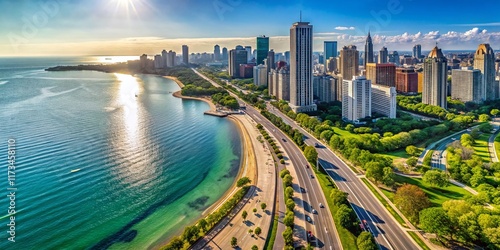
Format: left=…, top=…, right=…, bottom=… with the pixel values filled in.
left=162, top=181, right=250, bottom=249
left=280, top=169, right=295, bottom=250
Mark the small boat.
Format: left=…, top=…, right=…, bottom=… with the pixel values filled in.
left=70, top=169, right=81, bottom=173
left=105, top=57, right=112, bottom=60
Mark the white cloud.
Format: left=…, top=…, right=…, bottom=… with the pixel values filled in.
left=335, top=26, right=355, bottom=31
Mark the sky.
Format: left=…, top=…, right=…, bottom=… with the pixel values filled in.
left=1, top=0, right=500, bottom=56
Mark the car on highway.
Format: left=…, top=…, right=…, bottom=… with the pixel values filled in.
left=300, top=187, right=306, bottom=193
left=312, top=209, right=317, bottom=214
left=282, top=138, right=286, bottom=142
left=306, top=215, right=312, bottom=222
left=314, top=142, right=321, bottom=148
left=319, top=203, right=324, bottom=208
left=310, top=174, right=314, bottom=179
left=305, top=164, right=309, bottom=168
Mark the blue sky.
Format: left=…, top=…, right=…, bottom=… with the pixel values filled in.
left=1, top=0, right=500, bottom=56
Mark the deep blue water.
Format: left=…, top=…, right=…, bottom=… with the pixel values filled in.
left=0, top=57, right=241, bottom=249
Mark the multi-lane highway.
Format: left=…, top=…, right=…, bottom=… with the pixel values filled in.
left=266, top=106, right=419, bottom=250
left=192, top=68, right=341, bottom=249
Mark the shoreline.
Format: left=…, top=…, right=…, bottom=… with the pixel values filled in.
left=153, top=76, right=257, bottom=249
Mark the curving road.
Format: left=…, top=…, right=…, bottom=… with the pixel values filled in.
left=267, top=106, right=419, bottom=250
left=192, top=68, right=341, bottom=249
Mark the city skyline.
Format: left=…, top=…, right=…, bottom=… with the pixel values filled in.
left=2, top=0, right=500, bottom=56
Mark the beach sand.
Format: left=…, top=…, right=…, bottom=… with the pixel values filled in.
left=155, top=76, right=258, bottom=249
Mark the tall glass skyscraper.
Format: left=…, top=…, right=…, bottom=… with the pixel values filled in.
left=324, top=41, right=338, bottom=59
left=256, top=36, right=269, bottom=65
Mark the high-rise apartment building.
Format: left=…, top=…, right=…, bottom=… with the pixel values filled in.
left=229, top=46, right=248, bottom=78
left=166, top=50, right=176, bottom=67
left=161, top=49, right=168, bottom=69
left=277, top=68, right=290, bottom=101
left=379, top=47, right=388, bottom=63
left=364, top=32, right=374, bottom=68
left=396, top=67, right=418, bottom=93
left=342, top=76, right=371, bottom=121
left=253, top=64, right=268, bottom=86
left=182, top=45, right=189, bottom=65
left=451, top=67, right=482, bottom=103
left=267, top=50, right=275, bottom=73
left=340, top=45, right=359, bottom=81
left=256, top=36, right=269, bottom=65
left=325, top=57, right=337, bottom=74
left=289, top=21, right=316, bottom=112
left=474, top=44, right=496, bottom=100
left=222, top=47, right=228, bottom=62
left=324, top=41, right=338, bottom=59
left=154, top=54, right=162, bottom=69
left=313, top=74, right=338, bottom=103
left=371, top=84, right=397, bottom=118
left=388, top=51, right=399, bottom=65
left=413, top=44, right=422, bottom=59
left=422, top=46, right=448, bottom=109
left=214, top=45, right=221, bottom=61
left=244, top=46, right=252, bottom=62
left=365, top=63, right=396, bottom=87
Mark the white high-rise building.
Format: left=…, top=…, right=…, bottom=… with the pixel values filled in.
left=253, top=64, right=268, bottom=86
left=166, top=50, right=176, bottom=67
left=474, top=44, right=496, bottom=100
left=342, top=76, right=371, bottom=122
left=371, top=83, right=397, bottom=118
left=245, top=46, right=252, bottom=63
left=289, top=21, right=316, bottom=113
left=154, top=54, right=162, bottom=69
left=277, top=68, right=290, bottom=101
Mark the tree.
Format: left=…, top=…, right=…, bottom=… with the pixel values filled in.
left=248, top=229, right=253, bottom=235
left=479, top=114, right=491, bottom=122
left=198, top=218, right=208, bottom=231
left=406, top=145, right=419, bottom=157
left=419, top=207, right=452, bottom=240
left=284, top=212, right=294, bottom=227
left=394, top=184, right=431, bottom=223
left=470, top=128, right=481, bottom=139
left=406, top=157, right=418, bottom=168
left=236, top=177, right=251, bottom=187
left=254, top=227, right=262, bottom=237
left=491, top=109, right=500, bottom=117
left=336, top=204, right=356, bottom=229
left=304, top=146, right=318, bottom=165
left=283, top=174, right=293, bottom=187
left=365, top=161, right=384, bottom=183
left=164, top=237, right=184, bottom=250
left=260, top=202, right=267, bottom=211
left=230, top=237, right=238, bottom=247
left=330, top=189, right=349, bottom=206
left=285, top=186, right=294, bottom=199
left=382, top=167, right=395, bottom=187
left=182, top=225, right=200, bottom=243
left=251, top=245, right=258, bottom=250
left=286, top=198, right=295, bottom=211
left=242, top=210, right=248, bottom=221
left=253, top=208, right=257, bottom=213
left=356, top=231, right=377, bottom=250
left=479, top=123, right=493, bottom=133
left=461, top=133, right=475, bottom=148
left=422, top=169, right=448, bottom=187
left=280, top=169, right=290, bottom=178
left=283, top=227, right=294, bottom=246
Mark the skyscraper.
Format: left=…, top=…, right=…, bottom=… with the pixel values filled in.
left=365, top=63, right=396, bottom=87
left=474, top=44, right=496, bottom=100
left=340, top=45, right=359, bottom=81
left=267, top=49, right=275, bottom=73
left=256, top=36, right=269, bottom=65
left=182, top=45, right=189, bottom=65
left=229, top=46, right=248, bottom=78
left=245, top=46, right=252, bottom=62
left=222, top=47, right=228, bottom=62
left=371, top=84, right=396, bottom=118
left=161, top=49, right=168, bottom=69
left=214, top=45, right=221, bottom=61
left=396, top=67, right=418, bottom=93
left=289, top=21, right=316, bottom=112
left=422, top=46, right=448, bottom=109
left=253, top=64, right=268, bottom=86
left=388, top=51, right=399, bottom=65
left=364, top=32, right=374, bottom=68
left=379, top=47, right=388, bottom=63
left=324, top=41, right=338, bottom=59
left=342, top=76, right=371, bottom=121
left=451, top=67, right=482, bottom=103
left=413, top=44, right=422, bottom=59
left=166, top=50, right=176, bottom=67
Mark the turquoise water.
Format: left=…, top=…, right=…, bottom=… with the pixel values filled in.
left=0, top=58, right=241, bottom=249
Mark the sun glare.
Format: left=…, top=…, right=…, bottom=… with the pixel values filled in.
left=110, top=0, right=139, bottom=18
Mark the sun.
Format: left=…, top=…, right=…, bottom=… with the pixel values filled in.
left=111, top=0, right=139, bottom=18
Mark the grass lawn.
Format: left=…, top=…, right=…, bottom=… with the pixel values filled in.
left=315, top=167, right=358, bottom=250
left=473, top=133, right=492, bottom=162
left=495, top=133, right=500, bottom=162
left=382, top=149, right=409, bottom=160
left=384, top=175, right=470, bottom=207
left=408, top=231, right=431, bottom=250
left=332, top=127, right=360, bottom=139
